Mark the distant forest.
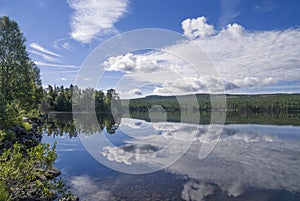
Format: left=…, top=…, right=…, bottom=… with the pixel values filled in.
left=42, top=84, right=300, bottom=115
left=127, top=93, right=300, bottom=113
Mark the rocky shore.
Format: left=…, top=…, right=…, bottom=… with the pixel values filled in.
left=0, top=118, right=42, bottom=154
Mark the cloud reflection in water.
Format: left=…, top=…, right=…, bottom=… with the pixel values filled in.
left=100, top=119, right=300, bottom=200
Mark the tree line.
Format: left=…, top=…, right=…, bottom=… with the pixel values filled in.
left=127, top=93, right=300, bottom=114
left=41, top=85, right=121, bottom=115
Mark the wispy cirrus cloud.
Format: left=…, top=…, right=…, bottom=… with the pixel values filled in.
left=62, top=42, right=73, bottom=51
left=29, top=50, right=62, bottom=63
left=255, top=0, right=275, bottom=12
left=29, top=42, right=63, bottom=63
left=30, top=43, right=62, bottom=57
left=35, top=61, right=78, bottom=69
left=218, top=0, right=241, bottom=28
left=67, top=0, right=129, bottom=43
left=53, top=37, right=78, bottom=52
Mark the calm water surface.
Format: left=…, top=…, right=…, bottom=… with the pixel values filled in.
left=43, top=117, right=300, bottom=201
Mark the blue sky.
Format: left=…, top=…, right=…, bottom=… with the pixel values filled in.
left=0, top=0, right=299, bottom=97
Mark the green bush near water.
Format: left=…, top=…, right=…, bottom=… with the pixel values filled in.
left=0, top=142, right=72, bottom=200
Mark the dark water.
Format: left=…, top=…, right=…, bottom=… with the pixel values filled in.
left=42, top=115, right=300, bottom=201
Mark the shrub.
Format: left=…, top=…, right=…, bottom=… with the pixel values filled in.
left=0, top=182, right=11, bottom=201
left=0, top=142, right=73, bottom=200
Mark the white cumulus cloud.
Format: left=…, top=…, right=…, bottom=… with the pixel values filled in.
left=102, top=53, right=160, bottom=73
left=220, top=23, right=244, bottom=37
left=181, top=16, right=215, bottom=39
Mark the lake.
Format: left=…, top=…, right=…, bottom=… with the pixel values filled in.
left=42, top=113, right=300, bottom=201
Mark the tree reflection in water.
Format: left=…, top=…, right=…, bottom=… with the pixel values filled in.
left=43, top=112, right=121, bottom=137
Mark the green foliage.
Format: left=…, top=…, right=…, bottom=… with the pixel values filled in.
left=21, top=121, right=32, bottom=131
left=0, top=142, right=72, bottom=200
left=42, top=85, right=73, bottom=112
left=0, top=130, right=15, bottom=142
left=26, top=109, right=41, bottom=119
left=0, top=130, right=5, bottom=142
left=0, top=182, right=11, bottom=201
left=0, top=101, right=37, bottom=131
left=43, top=84, right=122, bottom=116
left=0, top=16, right=42, bottom=111
left=0, top=102, right=21, bottom=129
left=0, top=16, right=42, bottom=130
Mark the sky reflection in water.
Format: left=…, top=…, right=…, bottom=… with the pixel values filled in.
left=43, top=118, right=300, bottom=201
